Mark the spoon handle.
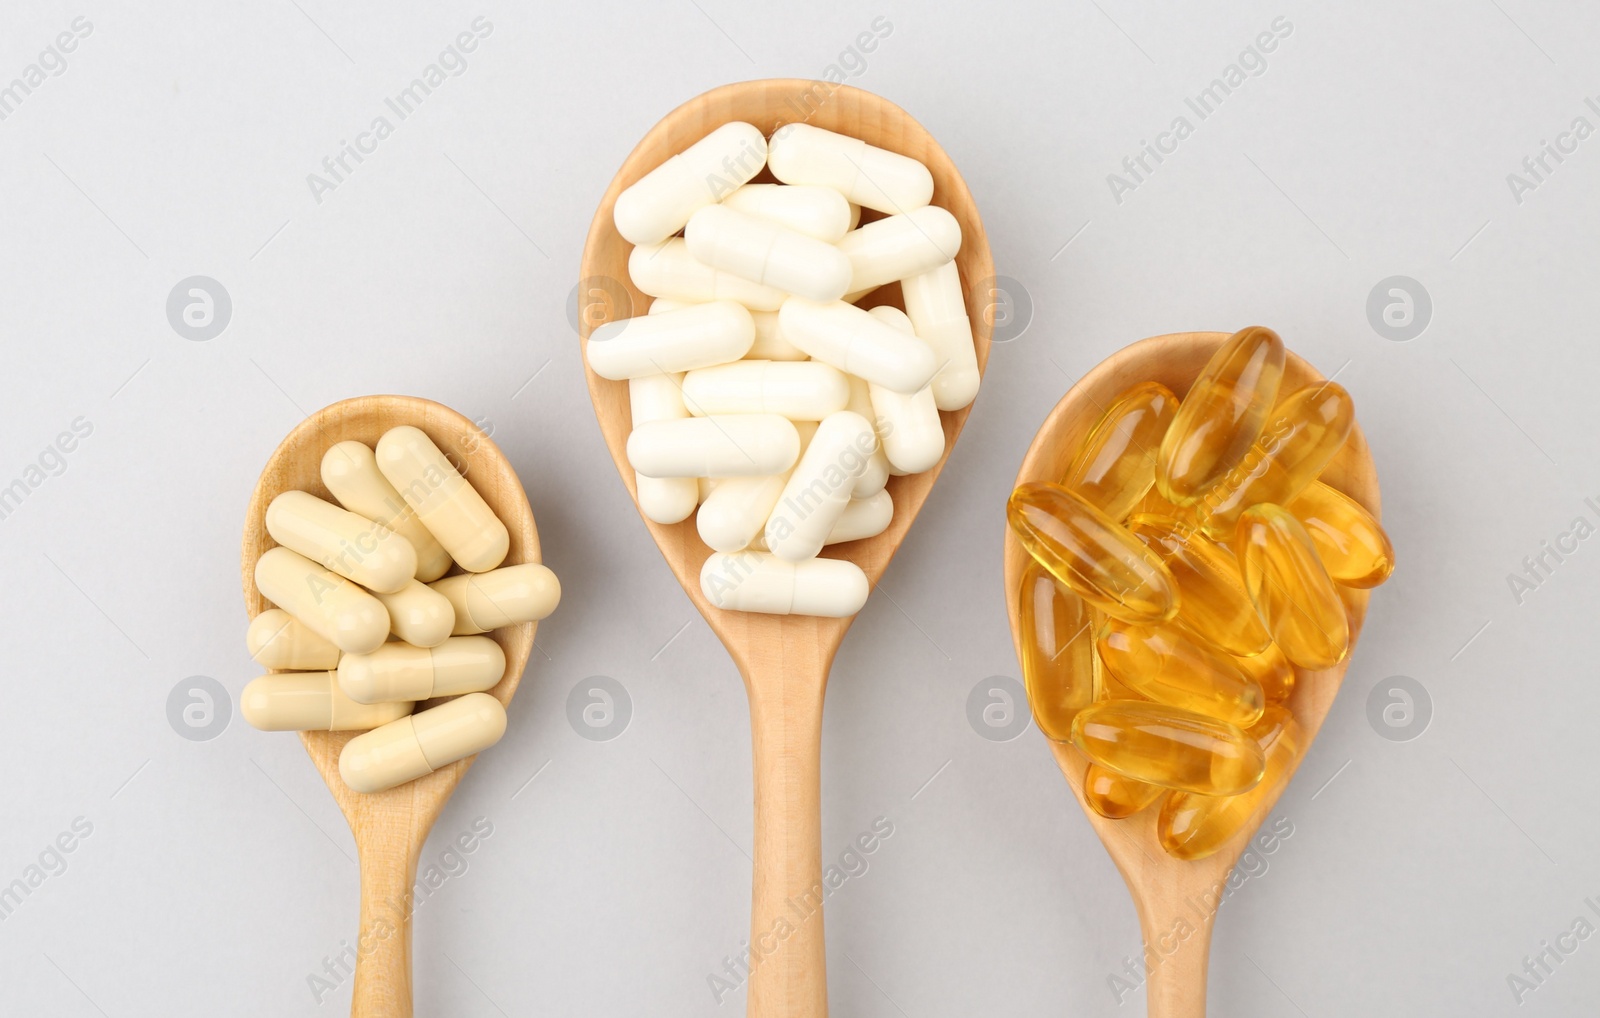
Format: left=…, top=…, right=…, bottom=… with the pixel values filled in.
left=1134, top=891, right=1215, bottom=1018
left=742, top=645, right=832, bottom=1018
left=350, top=837, right=421, bottom=1016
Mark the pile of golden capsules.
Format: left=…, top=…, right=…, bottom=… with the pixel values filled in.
left=1008, top=327, right=1394, bottom=861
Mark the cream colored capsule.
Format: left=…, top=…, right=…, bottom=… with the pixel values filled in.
left=241, top=671, right=411, bottom=731
left=837, top=206, right=962, bottom=295
left=338, top=636, right=505, bottom=704
left=375, top=426, right=509, bottom=573
left=430, top=563, right=561, bottom=635
left=901, top=259, right=980, bottom=411
left=686, top=205, right=852, bottom=302
left=779, top=298, right=937, bottom=394
left=627, top=415, right=800, bottom=478
left=648, top=299, right=806, bottom=363
left=371, top=580, right=455, bottom=648
left=612, top=121, right=767, bottom=245
left=700, top=551, right=870, bottom=617
left=629, top=373, right=698, bottom=525
left=586, top=301, right=755, bottom=380
left=265, top=490, right=416, bottom=594
left=681, top=360, right=849, bottom=420
left=826, top=489, right=893, bottom=545
left=765, top=411, right=877, bottom=561
left=629, top=239, right=787, bottom=311
left=865, top=306, right=945, bottom=473
left=321, top=441, right=453, bottom=582
left=843, top=375, right=890, bottom=498
left=720, top=183, right=853, bottom=242
left=254, top=547, right=390, bottom=654
left=339, top=692, right=507, bottom=794
left=698, top=473, right=789, bottom=553
left=767, top=123, right=934, bottom=214
left=246, top=608, right=341, bottom=670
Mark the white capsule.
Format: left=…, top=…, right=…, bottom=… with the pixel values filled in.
left=826, top=489, right=894, bottom=545
left=697, top=473, right=789, bottom=553
left=370, top=580, right=456, bottom=648
left=339, top=692, right=507, bottom=794
left=700, top=552, right=870, bottom=617
left=720, top=183, right=853, bottom=242
left=767, top=123, right=934, bottom=214
left=838, top=206, right=961, bottom=295
left=778, top=298, right=937, bottom=394
left=430, top=563, right=561, bottom=635
left=865, top=306, right=946, bottom=473
left=241, top=671, right=411, bottom=732
left=255, top=546, right=390, bottom=655
left=629, top=373, right=698, bottom=525
left=649, top=299, right=806, bottom=363
left=338, top=636, right=506, bottom=704
left=265, top=490, right=417, bottom=594
left=682, top=360, right=849, bottom=420
left=628, top=415, right=800, bottom=478
left=587, top=301, right=754, bottom=380
left=613, top=122, right=767, bottom=246
left=902, top=259, right=981, bottom=411
left=247, top=608, right=341, bottom=670
left=629, top=239, right=787, bottom=311
left=375, top=427, right=509, bottom=573
left=843, top=375, right=890, bottom=498
left=698, top=476, right=719, bottom=504
left=765, top=411, right=876, bottom=561
left=686, top=205, right=851, bottom=303
left=321, top=441, right=453, bottom=582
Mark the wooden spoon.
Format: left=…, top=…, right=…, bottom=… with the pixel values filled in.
left=241, top=395, right=540, bottom=1017
left=578, top=80, right=993, bottom=1016
left=1002, top=333, right=1379, bottom=1017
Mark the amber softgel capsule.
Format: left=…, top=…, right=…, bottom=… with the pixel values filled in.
left=1235, top=504, right=1349, bottom=670
left=1156, top=326, right=1286, bottom=505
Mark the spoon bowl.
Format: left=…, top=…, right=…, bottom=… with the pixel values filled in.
left=579, top=79, right=993, bottom=1016
left=1003, top=332, right=1379, bottom=1017
left=241, top=395, right=539, bottom=1017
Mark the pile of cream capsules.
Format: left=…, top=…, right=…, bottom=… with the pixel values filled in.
left=244, top=427, right=560, bottom=794
left=1009, top=326, right=1394, bottom=860
left=588, top=121, right=980, bottom=618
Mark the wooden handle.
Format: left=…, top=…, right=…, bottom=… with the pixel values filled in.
left=1134, top=892, right=1215, bottom=1018
left=351, top=838, right=420, bottom=1017
left=741, top=638, right=832, bottom=1018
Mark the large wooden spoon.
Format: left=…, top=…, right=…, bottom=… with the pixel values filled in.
left=578, top=80, right=993, bottom=1016
left=1003, top=333, right=1379, bottom=1017
left=241, top=395, right=539, bottom=1017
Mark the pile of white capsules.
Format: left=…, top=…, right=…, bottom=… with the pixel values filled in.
left=243, top=427, right=560, bottom=793
left=589, top=122, right=980, bottom=618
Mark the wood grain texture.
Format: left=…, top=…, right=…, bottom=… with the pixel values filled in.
left=241, top=395, right=540, bottom=1018
left=578, top=80, right=994, bottom=1017
left=1002, top=333, right=1380, bottom=1018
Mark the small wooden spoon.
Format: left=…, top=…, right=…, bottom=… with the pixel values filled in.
left=578, top=80, right=993, bottom=1016
left=241, top=395, right=540, bottom=1017
left=1003, top=333, right=1380, bottom=1017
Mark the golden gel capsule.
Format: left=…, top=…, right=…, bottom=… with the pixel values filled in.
left=1071, top=700, right=1265, bottom=795
left=430, top=563, right=561, bottom=635
left=1018, top=560, right=1097, bottom=741
left=338, top=636, right=505, bottom=704
left=241, top=671, right=412, bottom=731
left=375, top=426, right=509, bottom=573
left=1007, top=482, right=1178, bottom=624
left=254, top=547, right=390, bottom=655
left=1234, top=642, right=1295, bottom=704
left=265, top=490, right=417, bottom=594
left=246, top=608, right=340, bottom=670
left=1199, top=383, right=1355, bottom=538
left=339, top=692, right=507, bottom=794
left=1061, top=381, right=1180, bottom=522
left=1159, top=707, right=1300, bottom=860
left=370, top=580, right=455, bottom=648
left=1235, top=504, right=1349, bottom=670
left=1156, top=326, right=1286, bottom=504
left=1126, top=513, right=1270, bottom=657
left=1097, top=620, right=1265, bottom=727
left=322, top=441, right=454, bottom=583
left=1084, top=762, right=1162, bottom=819
left=1287, top=480, right=1395, bottom=588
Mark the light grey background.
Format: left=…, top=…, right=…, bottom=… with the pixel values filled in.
left=1, top=0, right=1596, bottom=1014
